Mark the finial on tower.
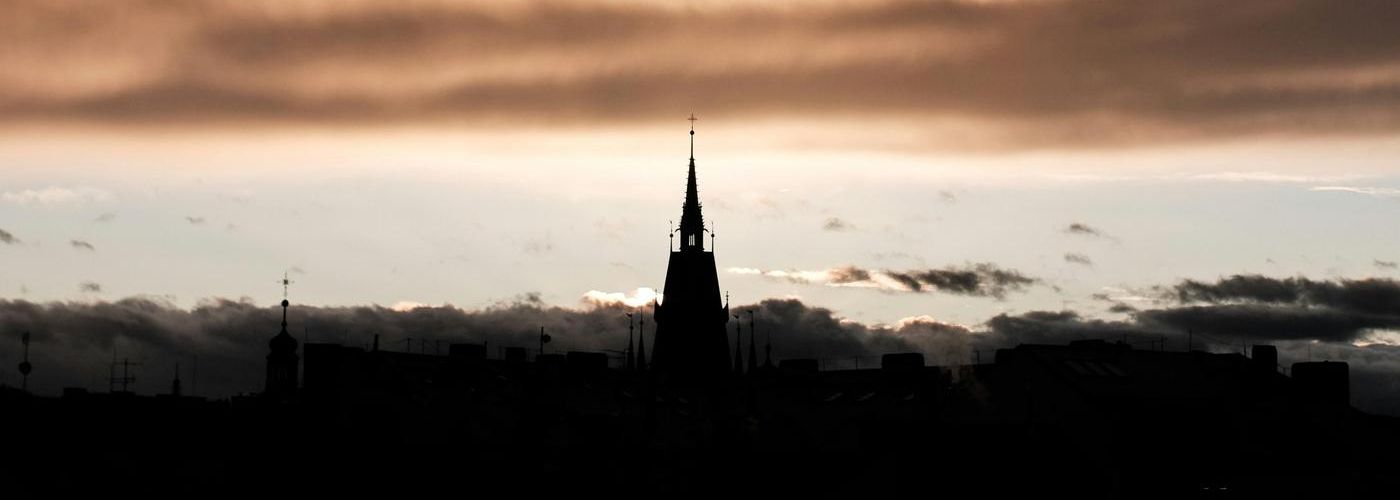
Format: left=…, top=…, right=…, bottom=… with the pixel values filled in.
left=688, top=113, right=697, bottom=160
left=278, top=271, right=294, bottom=330
left=280, top=271, right=295, bottom=298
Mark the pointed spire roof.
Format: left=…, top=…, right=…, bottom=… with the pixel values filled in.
left=678, top=114, right=705, bottom=248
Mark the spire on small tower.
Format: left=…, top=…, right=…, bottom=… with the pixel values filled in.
left=278, top=271, right=295, bottom=332
left=266, top=272, right=300, bottom=402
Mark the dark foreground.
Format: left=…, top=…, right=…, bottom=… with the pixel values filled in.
left=4, top=342, right=1398, bottom=498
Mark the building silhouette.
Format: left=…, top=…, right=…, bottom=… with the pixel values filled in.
left=650, top=120, right=731, bottom=380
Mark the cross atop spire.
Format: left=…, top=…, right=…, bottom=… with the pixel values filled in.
left=688, top=112, right=698, bottom=160
left=280, top=271, right=294, bottom=299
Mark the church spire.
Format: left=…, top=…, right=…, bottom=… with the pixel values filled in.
left=678, top=114, right=705, bottom=252
left=650, top=115, right=731, bottom=380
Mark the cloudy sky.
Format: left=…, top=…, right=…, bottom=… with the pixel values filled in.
left=4, top=0, right=1400, bottom=409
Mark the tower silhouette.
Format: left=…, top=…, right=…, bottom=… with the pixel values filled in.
left=650, top=116, right=731, bottom=380
left=265, top=275, right=299, bottom=402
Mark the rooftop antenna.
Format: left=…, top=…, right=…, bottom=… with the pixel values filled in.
left=109, top=357, right=141, bottom=393
left=669, top=220, right=675, bottom=252
left=18, top=331, right=32, bottom=391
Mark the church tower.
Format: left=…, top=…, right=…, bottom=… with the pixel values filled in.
left=651, top=116, right=730, bottom=380
left=265, top=277, right=299, bottom=402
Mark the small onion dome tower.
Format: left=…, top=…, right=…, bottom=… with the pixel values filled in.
left=265, top=296, right=300, bottom=402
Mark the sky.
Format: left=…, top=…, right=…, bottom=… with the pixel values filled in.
left=4, top=0, right=1400, bottom=409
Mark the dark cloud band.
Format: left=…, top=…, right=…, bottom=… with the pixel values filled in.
left=733, top=263, right=1040, bottom=298
left=4, top=0, right=1400, bottom=147
left=5, top=279, right=1400, bottom=413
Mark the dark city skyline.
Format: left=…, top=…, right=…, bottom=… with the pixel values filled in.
left=5, top=1, right=1400, bottom=496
